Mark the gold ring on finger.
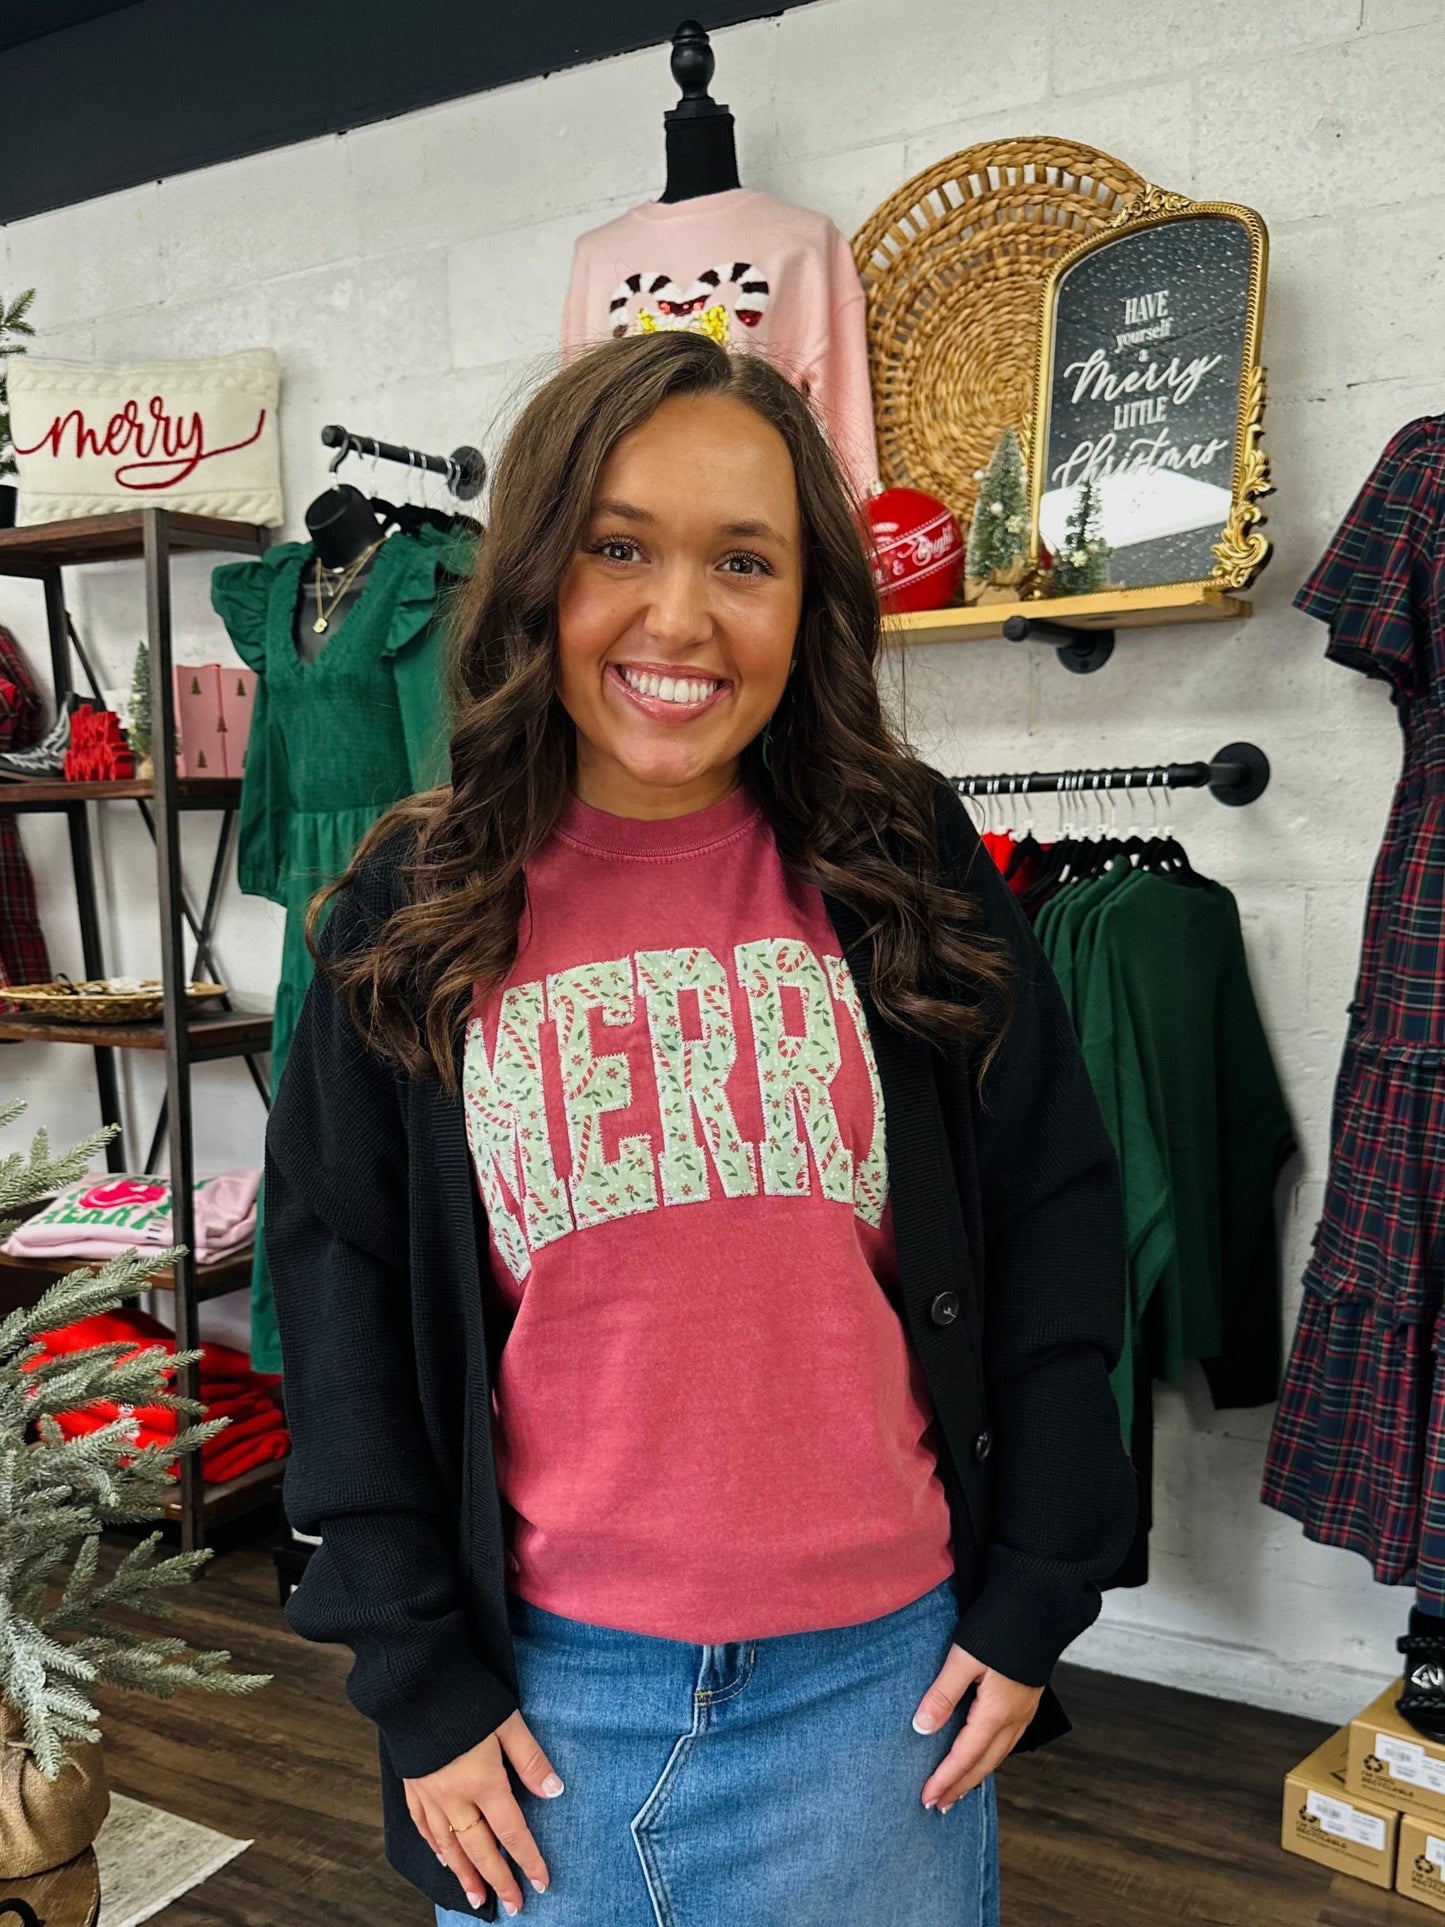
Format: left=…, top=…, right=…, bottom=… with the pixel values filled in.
left=454, top=1815, right=483, bottom=1833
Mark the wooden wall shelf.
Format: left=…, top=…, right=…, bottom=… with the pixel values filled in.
left=0, top=1242, right=253, bottom=1312
left=883, top=584, right=1252, bottom=647
left=0, top=510, right=264, bottom=577
left=0, top=1009, right=271, bottom=1057
left=0, top=775, right=241, bottom=811
left=163, top=1456, right=286, bottom=1526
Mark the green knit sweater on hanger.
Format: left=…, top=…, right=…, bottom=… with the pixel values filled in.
left=212, top=522, right=473, bottom=1373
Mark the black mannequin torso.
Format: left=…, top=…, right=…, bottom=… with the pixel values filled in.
left=297, top=483, right=386, bottom=660
left=659, top=20, right=742, bottom=203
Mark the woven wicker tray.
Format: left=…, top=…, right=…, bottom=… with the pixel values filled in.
left=0, top=978, right=227, bottom=1022
left=852, top=138, right=1146, bottom=541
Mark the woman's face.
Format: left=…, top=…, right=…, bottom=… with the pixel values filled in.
left=555, top=391, right=804, bottom=817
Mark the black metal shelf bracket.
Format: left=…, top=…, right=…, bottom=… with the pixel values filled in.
left=1001, top=612, right=1115, bottom=675
left=1208, top=740, right=1271, bottom=806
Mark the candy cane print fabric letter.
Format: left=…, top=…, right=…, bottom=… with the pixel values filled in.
left=825, top=954, right=888, bottom=1228
left=735, top=939, right=853, bottom=1204
left=462, top=986, right=574, bottom=1283
left=635, top=947, right=759, bottom=1205
left=547, top=957, right=660, bottom=1230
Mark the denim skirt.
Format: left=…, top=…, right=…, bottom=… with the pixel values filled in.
left=436, top=1572, right=999, bottom=1925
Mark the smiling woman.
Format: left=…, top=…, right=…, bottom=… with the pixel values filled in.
left=555, top=389, right=803, bottom=813
left=316, top=331, right=1012, bottom=1086
left=264, top=329, right=1136, bottom=1926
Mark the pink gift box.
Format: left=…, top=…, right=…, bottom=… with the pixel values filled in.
left=172, top=663, right=224, bottom=778
left=217, top=665, right=256, bottom=778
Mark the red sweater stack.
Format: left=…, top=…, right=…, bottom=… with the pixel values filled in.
left=23, top=1304, right=289, bottom=1484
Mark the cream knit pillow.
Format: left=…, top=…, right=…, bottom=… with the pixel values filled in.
left=8, top=345, right=283, bottom=526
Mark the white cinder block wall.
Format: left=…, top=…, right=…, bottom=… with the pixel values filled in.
left=2, top=0, right=1440, bottom=1724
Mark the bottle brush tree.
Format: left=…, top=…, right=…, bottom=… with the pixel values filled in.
left=0, top=289, right=36, bottom=482
left=127, top=640, right=151, bottom=763
left=1047, top=474, right=1112, bottom=596
left=0, top=1101, right=270, bottom=1779
left=966, top=427, right=1029, bottom=582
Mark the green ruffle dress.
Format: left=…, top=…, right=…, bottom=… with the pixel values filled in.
left=212, top=523, right=473, bottom=1373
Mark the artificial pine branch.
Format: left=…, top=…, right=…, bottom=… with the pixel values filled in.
left=0, top=1104, right=272, bottom=1775
left=0, top=289, right=35, bottom=481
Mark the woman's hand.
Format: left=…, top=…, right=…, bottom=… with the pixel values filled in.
left=403, top=1708, right=564, bottom=1915
left=912, top=1642, right=1043, bottom=1813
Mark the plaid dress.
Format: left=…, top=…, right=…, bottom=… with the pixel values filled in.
left=1262, top=416, right=1445, bottom=1604
left=0, top=624, right=51, bottom=987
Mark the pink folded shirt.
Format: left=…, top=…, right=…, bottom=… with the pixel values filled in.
left=4, top=1169, right=260, bottom=1265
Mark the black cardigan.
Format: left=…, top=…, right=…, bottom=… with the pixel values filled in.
left=265, top=775, right=1137, bottom=1919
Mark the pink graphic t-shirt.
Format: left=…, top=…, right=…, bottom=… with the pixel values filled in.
left=561, top=187, right=880, bottom=503
left=464, top=783, right=954, bottom=1642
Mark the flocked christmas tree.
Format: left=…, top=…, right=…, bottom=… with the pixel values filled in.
left=127, top=640, right=151, bottom=765
left=0, top=1101, right=269, bottom=1779
left=1047, top=475, right=1112, bottom=596
left=966, top=427, right=1028, bottom=583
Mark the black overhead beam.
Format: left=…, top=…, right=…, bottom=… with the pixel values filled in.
left=0, top=0, right=808, bottom=225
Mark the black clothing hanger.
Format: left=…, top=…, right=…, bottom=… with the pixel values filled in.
left=369, top=495, right=482, bottom=541
left=658, top=20, right=742, bottom=202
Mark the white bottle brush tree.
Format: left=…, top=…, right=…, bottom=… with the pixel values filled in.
left=0, top=1100, right=269, bottom=1781
left=966, top=427, right=1029, bottom=585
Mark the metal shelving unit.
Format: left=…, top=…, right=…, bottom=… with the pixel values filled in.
left=0, top=506, right=281, bottom=1550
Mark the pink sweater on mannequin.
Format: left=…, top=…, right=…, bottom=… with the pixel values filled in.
left=561, top=187, right=881, bottom=503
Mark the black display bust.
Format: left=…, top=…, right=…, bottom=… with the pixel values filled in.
left=658, top=19, right=741, bottom=204
left=295, top=483, right=384, bottom=661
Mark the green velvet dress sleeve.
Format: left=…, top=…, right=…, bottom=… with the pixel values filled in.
left=211, top=546, right=305, bottom=905
left=382, top=525, right=477, bottom=793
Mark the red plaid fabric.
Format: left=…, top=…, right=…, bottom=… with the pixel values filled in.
left=0, top=624, right=50, bottom=987
left=1262, top=417, right=1445, bottom=1601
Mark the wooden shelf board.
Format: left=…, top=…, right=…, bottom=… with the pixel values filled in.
left=162, top=1454, right=287, bottom=1527
left=0, top=1244, right=252, bottom=1307
left=0, top=1009, right=271, bottom=1056
left=883, top=584, right=1252, bottom=646
left=0, top=511, right=265, bottom=576
left=0, top=775, right=241, bottom=811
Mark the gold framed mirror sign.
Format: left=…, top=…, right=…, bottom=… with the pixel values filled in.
left=1028, top=187, right=1272, bottom=597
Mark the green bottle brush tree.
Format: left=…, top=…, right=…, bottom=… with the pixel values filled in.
left=0, top=289, right=36, bottom=484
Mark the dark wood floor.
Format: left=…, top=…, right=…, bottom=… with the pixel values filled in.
left=94, top=1513, right=1410, bottom=1925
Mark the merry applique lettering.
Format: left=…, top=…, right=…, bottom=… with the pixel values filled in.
left=464, top=939, right=889, bottom=1282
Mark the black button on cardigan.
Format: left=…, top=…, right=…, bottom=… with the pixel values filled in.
left=263, top=770, right=1138, bottom=1920
left=929, top=1290, right=960, bottom=1325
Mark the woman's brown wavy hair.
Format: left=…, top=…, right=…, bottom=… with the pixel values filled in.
left=307, top=329, right=1012, bottom=1090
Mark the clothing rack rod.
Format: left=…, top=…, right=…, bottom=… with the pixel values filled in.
left=320, top=423, right=486, bottom=501
left=951, top=741, right=1270, bottom=808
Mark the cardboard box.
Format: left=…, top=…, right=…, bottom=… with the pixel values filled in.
left=172, top=662, right=225, bottom=778
left=1283, top=1727, right=1398, bottom=1890
left=1398, top=1815, right=1445, bottom=1913
left=217, top=664, right=256, bottom=778
left=1349, top=1681, right=1445, bottom=1822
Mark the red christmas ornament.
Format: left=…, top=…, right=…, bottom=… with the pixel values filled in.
left=864, top=486, right=964, bottom=613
